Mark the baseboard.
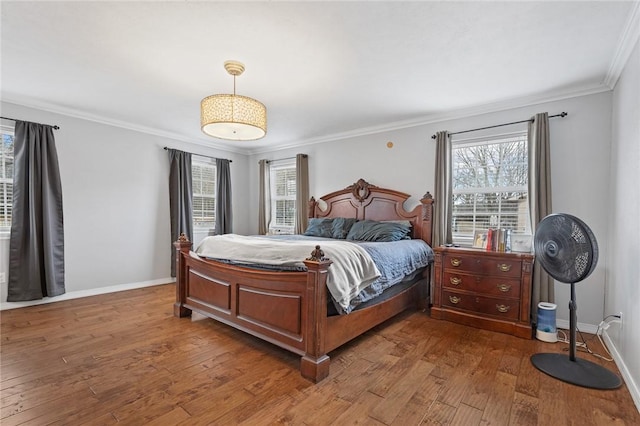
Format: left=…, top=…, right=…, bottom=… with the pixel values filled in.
left=602, top=330, right=640, bottom=413
left=0, top=278, right=175, bottom=310
left=555, top=319, right=598, bottom=334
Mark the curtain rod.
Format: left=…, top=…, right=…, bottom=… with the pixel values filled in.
left=265, top=154, right=307, bottom=164
left=430, top=112, right=568, bottom=139
left=1, top=116, right=60, bottom=130
left=163, top=147, right=232, bottom=163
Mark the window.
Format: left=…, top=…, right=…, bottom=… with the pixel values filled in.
left=451, top=131, right=530, bottom=246
left=192, top=156, right=216, bottom=229
left=269, top=159, right=296, bottom=234
left=0, top=126, right=14, bottom=229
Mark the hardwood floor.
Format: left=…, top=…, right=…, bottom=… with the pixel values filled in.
left=1, top=284, right=638, bottom=425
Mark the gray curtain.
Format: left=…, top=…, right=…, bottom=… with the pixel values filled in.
left=168, top=149, right=193, bottom=277
left=433, top=131, right=452, bottom=247
left=8, top=121, right=65, bottom=301
left=258, top=159, right=270, bottom=235
left=294, top=154, right=309, bottom=234
left=528, top=112, right=554, bottom=321
left=215, top=158, right=232, bottom=234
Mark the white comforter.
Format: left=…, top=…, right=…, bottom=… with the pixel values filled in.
left=195, top=234, right=381, bottom=311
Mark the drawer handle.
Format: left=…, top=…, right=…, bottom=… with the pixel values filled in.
left=497, top=263, right=512, bottom=272
left=496, top=304, right=510, bottom=313
left=497, top=283, right=511, bottom=292
left=450, top=258, right=462, bottom=267
left=449, top=296, right=461, bottom=304
left=450, top=277, right=462, bottom=286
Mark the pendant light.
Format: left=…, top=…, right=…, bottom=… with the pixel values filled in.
left=200, top=60, right=267, bottom=141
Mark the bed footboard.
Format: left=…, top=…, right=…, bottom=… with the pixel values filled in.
left=173, top=236, right=334, bottom=382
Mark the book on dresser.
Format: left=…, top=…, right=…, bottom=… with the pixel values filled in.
left=431, top=246, right=534, bottom=339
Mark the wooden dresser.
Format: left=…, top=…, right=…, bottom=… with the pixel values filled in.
left=431, top=246, right=534, bottom=338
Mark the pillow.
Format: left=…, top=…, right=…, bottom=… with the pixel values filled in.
left=304, top=218, right=334, bottom=238
left=382, top=220, right=412, bottom=227
left=346, top=220, right=412, bottom=242
left=382, top=220, right=413, bottom=238
left=331, top=217, right=357, bottom=239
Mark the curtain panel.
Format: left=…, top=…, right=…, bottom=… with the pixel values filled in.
left=433, top=131, right=452, bottom=248
left=294, top=154, right=309, bottom=234
left=215, top=158, right=232, bottom=234
left=168, top=149, right=193, bottom=277
left=258, top=159, right=270, bottom=235
left=528, top=112, right=554, bottom=321
left=8, top=121, right=65, bottom=301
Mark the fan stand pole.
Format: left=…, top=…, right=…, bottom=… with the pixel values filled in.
left=530, top=282, right=622, bottom=389
left=569, top=282, right=577, bottom=362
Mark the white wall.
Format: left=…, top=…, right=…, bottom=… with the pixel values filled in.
left=248, top=91, right=614, bottom=328
left=0, top=102, right=250, bottom=307
left=607, top=37, right=640, bottom=407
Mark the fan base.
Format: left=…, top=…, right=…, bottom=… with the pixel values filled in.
left=531, top=353, right=621, bottom=389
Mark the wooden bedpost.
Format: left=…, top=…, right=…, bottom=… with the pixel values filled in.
left=301, top=246, right=333, bottom=382
left=414, top=192, right=434, bottom=310
left=173, top=233, right=192, bottom=318
left=420, top=192, right=434, bottom=245
left=308, top=196, right=317, bottom=219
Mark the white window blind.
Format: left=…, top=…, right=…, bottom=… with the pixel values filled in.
left=451, top=131, right=530, bottom=246
left=269, top=159, right=296, bottom=234
left=0, top=126, right=14, bottom=229
left=192, top=156, right=216, bottom=229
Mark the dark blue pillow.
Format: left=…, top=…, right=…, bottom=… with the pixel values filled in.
left=331, top=217, right=357, bottom=239
left=304, top=218, right=334, bottom=238
left=346, top=220, right=411, bottom=242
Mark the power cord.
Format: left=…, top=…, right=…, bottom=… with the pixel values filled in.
left=555, top=314, right=620, bottom=362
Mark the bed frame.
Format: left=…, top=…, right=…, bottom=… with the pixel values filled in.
left=173, top=178, right=434, bottom=382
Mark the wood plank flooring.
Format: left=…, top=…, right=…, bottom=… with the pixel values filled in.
left=1, top=284, right=638, bottom=425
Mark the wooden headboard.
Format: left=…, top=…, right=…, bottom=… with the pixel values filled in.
left=308, top=178, right=434, bottom=246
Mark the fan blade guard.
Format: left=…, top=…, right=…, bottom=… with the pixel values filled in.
left=534, top=213, right=598, bottom=283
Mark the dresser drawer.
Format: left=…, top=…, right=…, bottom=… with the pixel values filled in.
left=442, top=271, right=521, bottom=298
left=442, top=253, right=522, bottom=278
left=442, top=290, right=520, bottom=321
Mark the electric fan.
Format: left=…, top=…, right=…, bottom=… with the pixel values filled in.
left=530, top=213, right=621, bottom=389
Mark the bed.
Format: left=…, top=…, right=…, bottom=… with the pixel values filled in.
left=173, top=178, right=434, bottom=382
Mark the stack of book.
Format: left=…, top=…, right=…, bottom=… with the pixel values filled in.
left=485, top=228, right=512, bottom=252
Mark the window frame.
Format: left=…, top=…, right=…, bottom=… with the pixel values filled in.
left=268, top=158, right=297, bottom=235
left=0, top=125, right=15, bottom=233
left=450, top=130, right=531, bottom=247
left=191, top=155, right=216, bottom=230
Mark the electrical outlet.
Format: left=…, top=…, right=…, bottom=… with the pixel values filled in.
left=0, top=272, right=5, bottom=284
left=619, top=312, right=623, bottom=329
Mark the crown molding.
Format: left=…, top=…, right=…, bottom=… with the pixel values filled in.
left=0, top=96, right=247, bottom=155
left=3, top=80, right=613, bottom=158
left=604, top=1, right=640, bottom=89
left=248, top=83, right=612, bottom=155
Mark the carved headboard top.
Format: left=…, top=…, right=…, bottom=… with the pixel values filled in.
left=308, top=178, right=434, bottom=246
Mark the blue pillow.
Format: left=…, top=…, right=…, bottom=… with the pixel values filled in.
left=304, top=218, right=334, bottom=238
left=346, top=220, right=411, bottom=242
left=331, top=217, right=357, bottom=239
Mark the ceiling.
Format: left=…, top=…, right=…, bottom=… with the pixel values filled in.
left=1, top=1, right=637, bottom=154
